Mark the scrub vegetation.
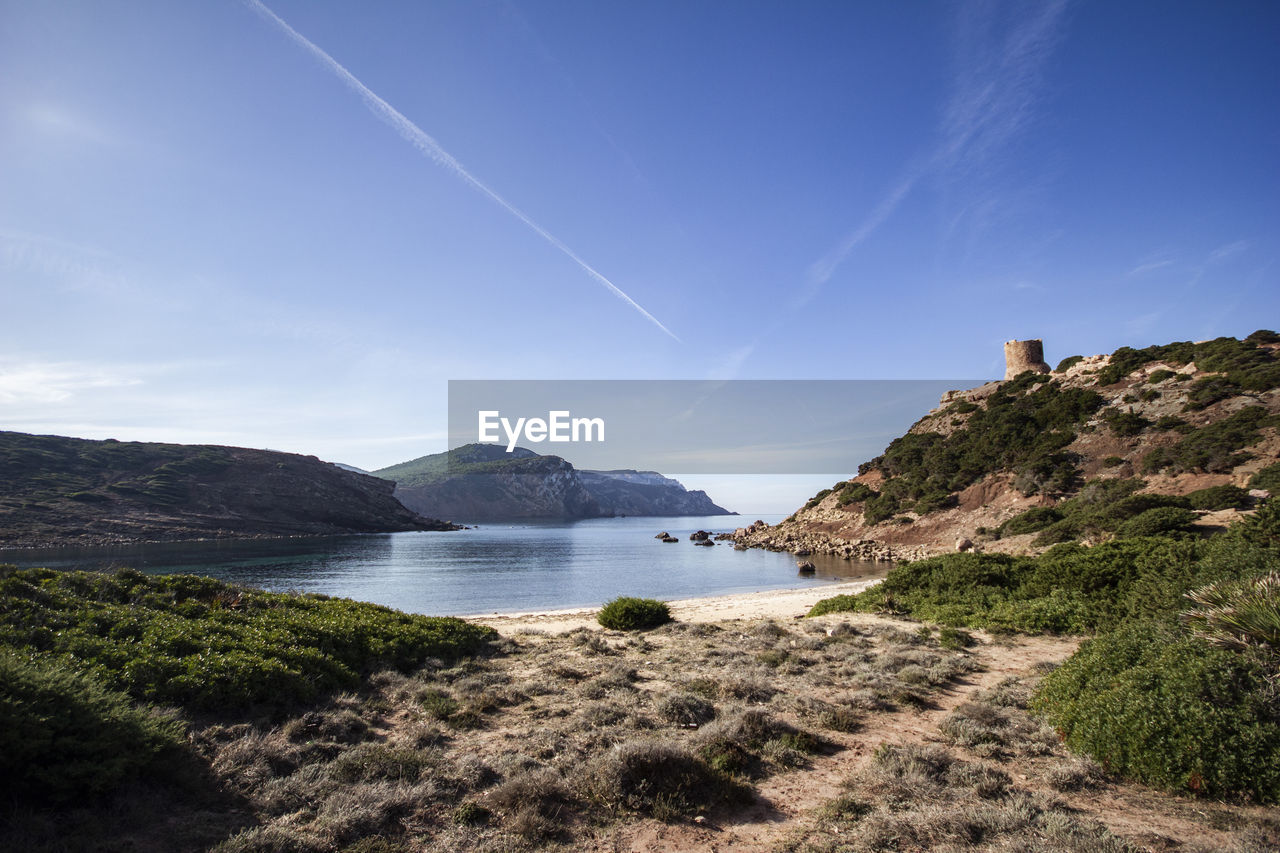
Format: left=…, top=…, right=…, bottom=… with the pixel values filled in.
left=810, top=499, right=1280, bottom=804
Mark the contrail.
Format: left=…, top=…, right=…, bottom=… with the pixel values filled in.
left=244, top=0, right=679, bottom=341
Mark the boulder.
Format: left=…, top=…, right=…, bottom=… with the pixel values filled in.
left=694, top=539, right=714, bottom=547
left=661, top=536, right=679, bottom=543
left=689, top=530, right=710, bottom=541
left=655, top=531, right=670, bottom=539
left=955, top=537, right=974, bottom=552
left=797, top=561, right=816, bottom=574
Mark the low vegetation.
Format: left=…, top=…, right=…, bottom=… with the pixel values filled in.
left=811, top=499, right=1280, bottom=802
left=6, top=587, right=994, bottom=851
left=0, top=567, right=496, bottom=712
left=596, top=596, right=672, bottom=630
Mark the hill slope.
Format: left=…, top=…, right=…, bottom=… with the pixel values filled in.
left=737, top=331, right=1280, bottom=560
left=0, top=432, right=456, bottom=548
left=374, top=443, right=733, bottom=521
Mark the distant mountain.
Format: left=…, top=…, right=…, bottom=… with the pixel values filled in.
left=0, top=432, right=457, bottom=549
left=373, top=444, right=734, bottom=522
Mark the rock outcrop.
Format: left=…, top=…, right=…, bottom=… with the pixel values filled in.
left=736, top=332, right=1280, bottom=563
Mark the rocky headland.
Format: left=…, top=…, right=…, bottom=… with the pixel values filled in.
left=735, top=332, right=1280, bottom=562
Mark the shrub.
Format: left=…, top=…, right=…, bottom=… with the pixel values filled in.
left=1055, top=355, right=1085, bottom=373
left=0, top=569, right=497, bottom=712
left=999, top=506, right=1063, bottom=536
left=596, top=597, right=671, bottom=630
left=656, top=692, right=716, bottom=727
left=1034, top=622, right=1280, bottom=801
left=579, top=740, right=747, bottom=818
left=1250, top=463, right=1280, bottom=494
left=837, top=482, right=877, bottom=506
left=1102, top=408, right=1151, bottom=437
left=1144, top=406, right=1276, bottom=473
left=1181, top=571, right=1280, bottom=668
left=1147, top=369, right=1176, bottom=384
left=1186, top=484, right=1251, bottom=511
left=0, top=649, right=185, bottom=803
left=1115, top=506, right=1197, bottom=538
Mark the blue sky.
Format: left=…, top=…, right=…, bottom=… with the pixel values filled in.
left=1, top=1, right=1277, bottom=512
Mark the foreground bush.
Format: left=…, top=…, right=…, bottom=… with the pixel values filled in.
left=0, top=649, right=185, bottom=803
left=809, top=501, right=1280, bottom=633
left=597, top=597, right=671, bottom=630
left=579, top=739, right=748, bottom=819
left=0, top=568, right=497, bottom=711
left=1034, top=622, right=1280, bottom=801
left=1181, top=571, right=1280, bottom=667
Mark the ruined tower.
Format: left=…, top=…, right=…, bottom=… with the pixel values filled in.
left=1004, top=339, right=1050, bottom=380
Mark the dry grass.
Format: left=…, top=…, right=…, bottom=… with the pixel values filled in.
left=10, top=613, right=1278, bottom=852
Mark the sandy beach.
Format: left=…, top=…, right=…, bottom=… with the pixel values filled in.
left=463, top=577, right=885, bottom=634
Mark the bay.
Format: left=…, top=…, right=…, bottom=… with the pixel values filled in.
left=4, top=514, right=888, bottom=617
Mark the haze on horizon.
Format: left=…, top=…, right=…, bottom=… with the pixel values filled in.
left=1, top=0, right=1277, bottom=512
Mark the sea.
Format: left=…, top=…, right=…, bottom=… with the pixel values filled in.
left=4, top=514, right=887, bottom=617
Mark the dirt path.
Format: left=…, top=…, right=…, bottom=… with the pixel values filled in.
left=575, top=623, right=1081, bottom=853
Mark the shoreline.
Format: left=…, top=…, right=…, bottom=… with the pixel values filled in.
left=463, top=576, right=884, bottom=634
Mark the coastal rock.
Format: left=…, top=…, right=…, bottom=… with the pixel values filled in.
left=694, top=539, right=714, bottom=547
left=797, top=561, right=816, bottom=573
left=655, top=531, right=670, bottom=539
left=689, top=530, right=710, bottom=541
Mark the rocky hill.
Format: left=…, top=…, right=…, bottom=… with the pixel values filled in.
left=0, top=432, right=456, bottom=549
left=736, top=331, right=1280, bottom=561
left=375, top=443, right=733, bottom=522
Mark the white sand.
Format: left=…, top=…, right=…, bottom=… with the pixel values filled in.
left=463, top=577, right=884, bottom=634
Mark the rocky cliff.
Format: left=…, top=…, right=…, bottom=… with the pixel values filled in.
left=0, top=432, right=457, bottom=549
left=737, top=331, right=1280, bottom=561
left=376, top=444, right=733, bottom=522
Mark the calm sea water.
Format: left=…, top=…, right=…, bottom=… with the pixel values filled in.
left=5, top=515, right=887, bottom=617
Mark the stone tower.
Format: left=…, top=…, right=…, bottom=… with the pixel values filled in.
left=1004, top=339, right=1050, bottom=380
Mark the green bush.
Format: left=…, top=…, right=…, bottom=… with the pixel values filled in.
left=1115, top=506, right=1197, bottom=538
left=1055, top=355, right=1084, bottom=373
left=1143, top=406, right=1277, bottom=474
left=1250, top=463, right=1280, bottom=494
left=0, top=649, right=185, bottom=803
left=0, top=568, right=496, bottom=711
left=837, top=482, right=877, bottom=506
left=1033, top=622, right=1280, bottom=801
left=1102, top=408, right=1151, bottom=437
left=999, top=506, right=1063, bottom=536
left=1181, top=571, right=1280, bottom=668
left=1186, top=484, right=1251, bottom=511
left=597, top=597, right=672, bottom=631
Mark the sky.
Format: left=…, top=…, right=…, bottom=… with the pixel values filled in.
left=1, top=0, right=1277, bottom=513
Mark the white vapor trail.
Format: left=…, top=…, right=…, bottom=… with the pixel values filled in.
left=244, top=0, right=679, bottom=341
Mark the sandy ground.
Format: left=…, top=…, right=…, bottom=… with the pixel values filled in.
left=462, top=579, right=885, bottom=635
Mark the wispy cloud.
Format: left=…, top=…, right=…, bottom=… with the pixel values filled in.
left=804, top=0, right=1071, bottom=298
left=1126, top=257, right=1174, bottom=277
left=1208, top=239, right=1250, bottom=263
left=244, top=0, right=678, bottom=341
left=0, top=360, right=142, bottom=405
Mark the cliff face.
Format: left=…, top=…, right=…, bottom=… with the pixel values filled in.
left=0, top=432, right=457, bottom=549
left=578, top=470, right=731, bottom=517
left=376, top=445, right=733, bottom=522
left=738, top=332, right=1280, bottom=561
